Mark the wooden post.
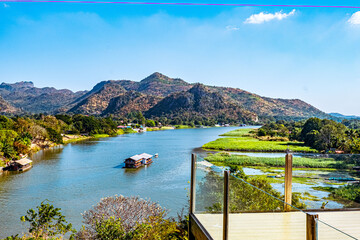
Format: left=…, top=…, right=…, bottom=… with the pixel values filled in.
left=190, top=153, right=197, bottom=214
left=223, top=170, right=230, bottom=240
left=306, top=213, right=318, bottom=240
left=189, top=154, right=197, bottom=240
left=284, top=153, right=293, bottom=211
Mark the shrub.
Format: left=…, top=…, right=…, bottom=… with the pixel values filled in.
left=20, top=200, right=75, bottom=239
left=77, top=195, right=187, bottom=239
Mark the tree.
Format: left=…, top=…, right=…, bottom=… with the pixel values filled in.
left=78, top=195, right=187, bottom=240
left=20, top=201, right=75, bottom=239
left=46, top=127, right=63, bottom=144
left=29, top=125, right=47, bottom=140
left=145, top=120, right=155, bottom=127
left=300, top=118, right=322, bottom=141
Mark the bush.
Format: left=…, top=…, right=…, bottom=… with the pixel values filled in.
left=20, top=200, right=75, bottom=239
left=77, top=195, right=187, bottom=239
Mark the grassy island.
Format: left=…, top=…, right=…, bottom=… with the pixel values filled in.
left=203, top=128, right=317, bottom=153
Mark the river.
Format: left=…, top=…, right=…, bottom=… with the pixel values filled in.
left=0, top=127, right=239, bottom=237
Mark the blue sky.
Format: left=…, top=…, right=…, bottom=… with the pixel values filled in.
left=1, top=0, right=360, bottom=115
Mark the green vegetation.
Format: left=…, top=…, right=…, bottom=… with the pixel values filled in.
left=312, top=184, right=360, bottom=204
left=19, top=200, right=75, bottom=239
left=6, top=196, right=188, bottom=240
left=122, top=128, right=137, bottom=134
left=63, top=135, right=92, bottom=144
left=92, top=134, right=110, bottom=138
left=0, top=114, right=140, bottom=166
left=220, top=128, right=253, bottom=137
left=342, top=119, right=360, bottom=130
left=205, top=153, right=350, bottom=169
left=197, top=170, right=305, bottom=213
left=174, top=125, right=194, bottom=129
left=332, top=184, right=360, bottom=203
left=258, top=118, right=360, bottom=153
left=203, top=128, right=317, bottom=153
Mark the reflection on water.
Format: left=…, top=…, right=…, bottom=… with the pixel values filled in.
left=0, top=127, right=239, bottom=237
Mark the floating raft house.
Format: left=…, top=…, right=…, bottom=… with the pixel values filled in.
left=124, top=153, right=153, bottom=168
left=12, top=158, right=33, bottom=171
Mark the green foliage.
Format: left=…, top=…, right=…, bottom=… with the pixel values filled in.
left=174, top=125, right=193, bottom=129
left=205, top=153, right=350, bottom=169
left=203, top=129, right=317, bottom=153
left=145, top=120, right=156, bottom=127
left=78, top=195, right=188, bottom=240
left=20, top=200, right=75, bottom=239
left=94, top=217, right=127, bottom=240
left=332, top=184, right=360, bottom=203
left=220, top=128, right=253, bottom=137
left=197, top=171, right=305, bottom=213
left=342, top=119, right=360, bottom=130
left=46, top=127, right=63, bottom=144
left=256, top=118, right=360, bottom=153
left=122, top=128, right=137, bottom=134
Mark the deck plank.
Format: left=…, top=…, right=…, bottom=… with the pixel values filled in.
left=195, top=211, right=360, bottom=240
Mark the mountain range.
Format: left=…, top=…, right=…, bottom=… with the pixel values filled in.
left=0, top=72, right=330, bottom=122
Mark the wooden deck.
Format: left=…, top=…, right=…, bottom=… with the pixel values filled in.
left=195, top=211, right=360, bottom=240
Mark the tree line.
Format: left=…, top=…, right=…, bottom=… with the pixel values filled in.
left=257, top=118, right=360, bottom=153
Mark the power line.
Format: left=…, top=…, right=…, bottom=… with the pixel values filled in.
left=1, top=0, right=360, bottom=8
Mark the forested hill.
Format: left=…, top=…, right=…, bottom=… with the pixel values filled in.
left=0, top=72, right=329, bottom=122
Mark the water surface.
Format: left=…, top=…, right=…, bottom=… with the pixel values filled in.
left=0, top=127, right=238, bottom=237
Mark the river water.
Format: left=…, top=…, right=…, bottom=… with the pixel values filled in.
left=0, top=127, right=239, bottom=237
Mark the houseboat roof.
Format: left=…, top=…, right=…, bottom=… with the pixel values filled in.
left=15, top=158, right=32, bottom=166
left=127, top=153, right=153, bottom=161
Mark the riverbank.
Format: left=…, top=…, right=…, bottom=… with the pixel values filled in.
left=202, top=128, right=318, bottom=153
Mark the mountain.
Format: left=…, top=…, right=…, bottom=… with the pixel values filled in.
left=0, top=81, right=86, bottom=113
left=0, top=73, right=331, bottom=121
left=329, top=113, right=360, bottom=120
left=115, top=72, right=191, bottom=97
left=67, top=81, right=127, bottom=115
left=0, top=96, right=18, bottom=113
left=209, top=86, right=327, bottom=118
left=102, top=91, right=161, bottom=116
left=145, top=84, right=258, bottom=122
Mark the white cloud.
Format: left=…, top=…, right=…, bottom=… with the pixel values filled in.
left=3, top=3, right=10, bottom=8
left=244, top=9, right=295, bottom=24
left=226, top=25, right=240, bottom=31
left=348, top=11, right=360, bottom=25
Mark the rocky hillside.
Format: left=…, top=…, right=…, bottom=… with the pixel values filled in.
left=103, top=91, right=161, bottom=116
left=0, top=96, right=18, bottom=113
left=145, top=84, right=258, bottom=122
left=0, top=73, right=329, bottom=121
left=0, top=81, right=86, bottom=113
left=211, top=86, right=327, bottom=118
left=115, top=72, right=192, bottom=97
left=67, top=81, right=127, bottom=115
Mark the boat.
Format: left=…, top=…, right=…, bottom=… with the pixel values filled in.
left=155, top=153, right=159, bottom=158
left=124, top=153, right=153, bottom=168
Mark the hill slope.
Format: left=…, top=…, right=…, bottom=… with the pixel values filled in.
left=0, top=96, right=18, bottom=113
left=68, top=81, right=127, bottom=115
left=0, top=81, right=86, bottom=113
left=102, top=91, right=161, bottom=116
left=145, top=84, right=258, bottom=122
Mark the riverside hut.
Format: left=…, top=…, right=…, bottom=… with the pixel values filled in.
left=124, top=153, right=153, bottom=168
left=11, top=158, right=33, bottom=171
